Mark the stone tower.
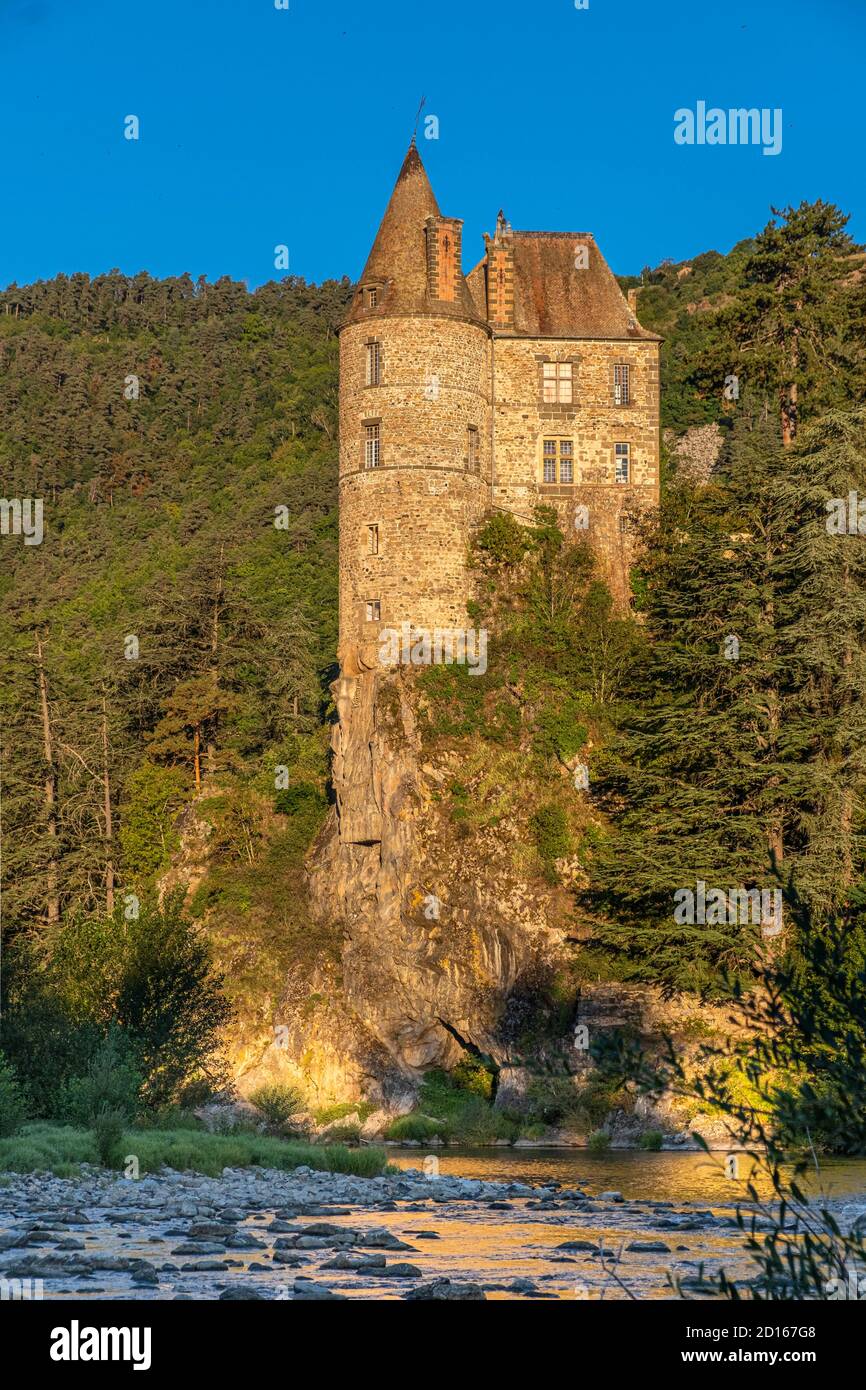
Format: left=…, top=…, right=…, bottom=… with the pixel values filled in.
left=338, top=142, right=491, bottom=676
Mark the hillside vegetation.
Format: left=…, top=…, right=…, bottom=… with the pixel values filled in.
left=2, top=201, right=866, bottom=1138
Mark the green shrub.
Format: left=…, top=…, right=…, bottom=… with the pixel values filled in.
left=0, top=996, right=103, bottom=1119
left=135, top=1107, right=203, bottom=1131
left=249, top=1083, right=305, bottom=1131
left=93, top=1107, right=126, bottom=1167
left=533, top=702, right=588, bottom=764
left=0, top=1056, right=27, bottom=1138
left=0, top=1123, right=98, bottom=1175
left=451, top=1057, right=495, bottom=1101
left=473, top=511, right=533, bottom=569
left=385, top=1113, right=447, bottom=1141
left=319, top=1122, right=361, bottom=1143
left=0, top=1124, right=389, bottom=1178
left=119, top=762, right=190, bottom=883
left=313, top=1101, right=375, bottom=1125
left=587, top=1129, right=610, bottom=1151
left=4, top=893, right=232, bottom=1112
left=450, top=1097, right=517, bottom=1144
left=418, top=1063, right=496, bottom=1118
left=406, top=1060, right=510, bottom=1142
left=639, top=1130, right=664, bottom=1151
left=56, top=1029, right=143, bottom=1127
left=526, top=1072, right=628, bottom=1130
left=531, top=802, right=572, bottom=874
left=274, top=782, right=326, bottom=818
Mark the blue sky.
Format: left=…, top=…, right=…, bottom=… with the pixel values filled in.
left=0, top=0, right=863, bottom=290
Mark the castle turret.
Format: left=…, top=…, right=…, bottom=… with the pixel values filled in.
left=338, top=143, right=491, bottom=675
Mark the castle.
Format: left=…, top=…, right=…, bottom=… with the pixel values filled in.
left=338, top=142, right=660, bottom=676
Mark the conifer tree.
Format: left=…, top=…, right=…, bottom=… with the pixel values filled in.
left=584, top=403, right=866, bottom=990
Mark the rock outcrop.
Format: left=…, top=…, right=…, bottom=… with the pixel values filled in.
left=307, top=666, right=561, bottom=1085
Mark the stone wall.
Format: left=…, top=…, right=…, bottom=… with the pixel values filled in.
left=491, top=335, right=660, bottom=605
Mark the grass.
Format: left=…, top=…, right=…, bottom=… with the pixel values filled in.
left=385, top=1064, right=519, bottom=1144
left=385, top=1113, right=449, bottom=1142
left=639, top=1130, right=664, bottom=1151
left=0, top=1122, right=389, bottom=1178
left=313, top=1100, right=376, bottom=1125
left=587, top=1129, right=611, bottom=1152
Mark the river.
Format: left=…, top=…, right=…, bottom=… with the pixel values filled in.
left=387, top=1146, right=866, bottom=1204
left=4, top=1151, right=865, bottom=1300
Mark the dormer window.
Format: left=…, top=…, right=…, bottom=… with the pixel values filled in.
left=365, top=286, right=378, bottom=309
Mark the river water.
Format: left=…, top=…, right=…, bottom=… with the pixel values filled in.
left=5, top=1151, right=865, bottom=1301
left=388, top=1146, right=866, bottom=1205
left=372, top=1148, right=866, bottom=1300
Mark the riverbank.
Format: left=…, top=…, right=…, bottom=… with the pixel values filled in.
left=0, top=1160, right=744, bottom=1301
left=3, top=1148, right=863, bottom=1302
left=0, top=1123, right=388, bottom=1180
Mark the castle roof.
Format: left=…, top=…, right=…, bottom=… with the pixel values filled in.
left=468, top=230, right=660, bottom=341
left=511, top=232, right=659, bottom=340
left=343, top=143, right=484, bottom=328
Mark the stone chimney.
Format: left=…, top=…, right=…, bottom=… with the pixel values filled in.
left=484, top=210, right=514, bottom=329
left=425, top=215, right=463, bottom=303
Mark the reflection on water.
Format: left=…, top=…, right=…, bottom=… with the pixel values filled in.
left=357, top=1148, right=866, bottom=1300
left=388, top=1147, right=866, bottom=1206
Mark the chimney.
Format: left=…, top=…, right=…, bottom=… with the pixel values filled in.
left=425, top=216, right=463, bottom=302
left=484, top=210, right=514, bottom=329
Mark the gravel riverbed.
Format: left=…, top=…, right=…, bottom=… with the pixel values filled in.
left=0, top=1162, right=771, bottom=1301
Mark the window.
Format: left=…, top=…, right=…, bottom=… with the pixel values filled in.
left=543, top=361, right=573, bottom=404
left=365, top=341, right=381, bottom=386
left=614, top=364, right=630, bottom=406
left=366, top=599, right=381, bottom=622
left=543, top=439, right=557, bottom=483
left=559, top=440, right=573, bottom=484
left=543, top=438, right=573, bottom=485
left=365, top=286, right=378, bottom=309
left=364, top=422, right=380, bottom=469
left=368, top=524, right=379, bottom=555
left=615, top=442, right=630, bottom=483
left=467, top=426, right=479, bottom=473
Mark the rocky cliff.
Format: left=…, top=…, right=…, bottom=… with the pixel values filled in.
left=305, top=665, right=564, bottom=1092
left=163, top=664, right=736, bottom=1142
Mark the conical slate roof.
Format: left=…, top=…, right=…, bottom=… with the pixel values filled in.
left=344, top=143, right=483, bottom=327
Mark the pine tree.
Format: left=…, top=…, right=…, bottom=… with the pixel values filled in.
left=584, top=403, right=866, bottom=990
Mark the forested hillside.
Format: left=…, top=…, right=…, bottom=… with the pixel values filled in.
left=0, top=273, right=351, bottom=947
left=2, top=199, right=866, bottom=1058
